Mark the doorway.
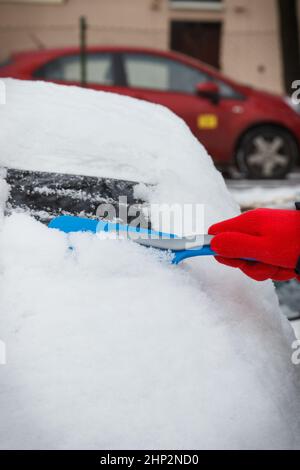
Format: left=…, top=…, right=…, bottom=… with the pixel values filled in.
left=170, top=21, right=222, bottom=69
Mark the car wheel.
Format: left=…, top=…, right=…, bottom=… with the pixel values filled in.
left=236, top=126, right=297, bottom=179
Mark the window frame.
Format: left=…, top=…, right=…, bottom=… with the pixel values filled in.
left=121, top=52, right=210, bottom=96
left=120, top=52, right=244, bottom=100
left=33, top=52, right=123, bottom=87
left=170, top=0, right=223, bottom=11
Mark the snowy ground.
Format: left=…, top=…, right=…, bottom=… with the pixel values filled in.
left=0, top=79, right=300, bottom=449
left=227, top=172, right=300, bottom=211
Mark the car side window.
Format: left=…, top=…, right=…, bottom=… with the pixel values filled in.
left=34, top=53, right=114, bottom=85
left=0, top=58, right=11, bottom=69
left=123, top=53, right=242, bottom=99
left=123, top=53, right=208, bottom=94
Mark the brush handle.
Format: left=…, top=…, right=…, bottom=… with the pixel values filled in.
left=49, top=215, right=169, bottom=237
left=49, top=216, right=255, bottom=265
left=172, top=246, right=216, bottom=265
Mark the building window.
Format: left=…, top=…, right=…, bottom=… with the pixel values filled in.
left=170, top=0, right=223, bottom=10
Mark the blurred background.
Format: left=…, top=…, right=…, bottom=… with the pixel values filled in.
left=1, top=0, right=300, bottom=94
left=1, top=0, right=300, bottom=322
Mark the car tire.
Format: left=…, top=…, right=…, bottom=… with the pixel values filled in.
left=236, top=125, right=297, bottom=179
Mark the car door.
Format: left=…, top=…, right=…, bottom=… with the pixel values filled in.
left=117, top=52, right=241, bottom=162
left=33, top=52, right=121, bottom=94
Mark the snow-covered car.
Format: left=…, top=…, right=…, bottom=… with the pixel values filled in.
left=0, top=79, right=300, bottom=450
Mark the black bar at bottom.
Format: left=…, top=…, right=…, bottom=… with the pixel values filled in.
left=0, top=450, right=298, bottom=466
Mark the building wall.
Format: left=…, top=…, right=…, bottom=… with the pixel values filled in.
left=0, top=0, right=169, bottom=60
left=222, top=0, right=284, bottom=94
left=0, top=0, right=285, bottom=93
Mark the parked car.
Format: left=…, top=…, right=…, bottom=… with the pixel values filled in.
left=1, top=46, right=300, bottom=179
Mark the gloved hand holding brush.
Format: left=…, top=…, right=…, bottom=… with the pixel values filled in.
left=209, top=207, right=300, bottom=282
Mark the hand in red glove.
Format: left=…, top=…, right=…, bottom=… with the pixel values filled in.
left=208, top=208, right=300, bottom=282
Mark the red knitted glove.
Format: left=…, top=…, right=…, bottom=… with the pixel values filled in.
left=208, top=208, right=300, bottom=282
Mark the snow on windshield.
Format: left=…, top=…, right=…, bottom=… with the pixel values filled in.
left=0, top=79, right=299, bottom=450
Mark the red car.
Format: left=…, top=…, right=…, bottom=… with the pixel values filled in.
left=1, top=46, right=300, bottom=179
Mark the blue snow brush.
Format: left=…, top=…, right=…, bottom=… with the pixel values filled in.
left=49, top=215, right=216, bottom=265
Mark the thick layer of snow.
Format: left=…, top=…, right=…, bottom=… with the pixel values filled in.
left=0, top=79, right=300, bottom=449
left=0, top=79, right=233, bottom=226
